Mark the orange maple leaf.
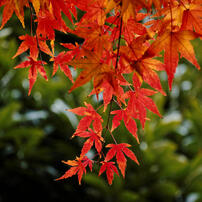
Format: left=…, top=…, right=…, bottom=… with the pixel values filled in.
left=56, top=156, right=93, bottom=185
left=131, top=58, right=166, bottom=95
left=120, top=36, right=166, bottom=95
left=181, top=0, right=202, bottom=34
left=147, top=30, right=200, bottom=90
left=120, top=35, right=149, bottom=61
left=72, top=23, right=111, bottom=51
left=80, top=0, right=107, bottom=25
left=68, top=48, right=115, bottom=93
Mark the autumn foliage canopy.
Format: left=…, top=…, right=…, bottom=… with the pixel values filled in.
left=0, top=0, right=201, bottom=185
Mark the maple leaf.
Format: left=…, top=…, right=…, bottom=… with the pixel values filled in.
left=111, top=108, right=139, bottom=143
left=147, top=30, right=200, bottom=90
left=181, top=0, right=202, bottom=34
left=60, top=42, right=81, bottom=58
left=0, top=0, right=28, bottom=30
left=126, top=73, right=161, bottom=128
left=14, top=57, right=47, bottom=95
left=51, top=51, right=73, bottom=82
left=72, top=22, right=111, bottom=51
left=68, top=102, right=103, bottom=133
left=120, top=35, right=166, bottom=95
left=89, top=79, right=126, bottom=111
left=120, top=35, right=149, bottom=62
left=56, top=156, right=93, bottom=185
left=36, top=9, right=68, bottom=40
left=105, top=143, right=139, bottom=177
left=50, top=0, right=77, bottom=24
left=12, top=34, right=53, bottom=60
left=131, top=58, right=166, bottom=95
left=123, top=18, right=147, bottom=42
left=72, top=128, right=104, bottom=156
left=157, top=0, right=202, bottom=34
left=106, top=13, right=147, bottom=43
left=99, top=161, right=119, bottom=185
left=93, top=70, right=127, bottom=105
left=68, top=48, right=116, bottom=93
left=80, top=0, right=107, bottom=25
left=2, top=0, right=201, bottom=186
left=160, top=1, right=185, bottom=32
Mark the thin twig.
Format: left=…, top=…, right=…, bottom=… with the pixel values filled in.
left=106, top=127, right=118, bottom=144
left=103, top=17, right=123, bottom=144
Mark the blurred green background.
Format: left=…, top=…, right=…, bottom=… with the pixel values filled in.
left=0, top=11, right=202, bottom=202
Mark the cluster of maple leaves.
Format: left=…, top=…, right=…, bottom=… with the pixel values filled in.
left=0, top=0, right=201, bottom=185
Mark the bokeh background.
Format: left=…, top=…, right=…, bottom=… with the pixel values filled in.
left=0, top=10, right=202, bottom=202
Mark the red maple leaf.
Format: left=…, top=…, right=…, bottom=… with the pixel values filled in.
left=36, top=9, right=68, bottom=40
left=99, top=161, right=119, bottom=185
left=0, top=0, right=28, bottom=30
left=14, top=57, right=47, bottom=95
left=126, top=73, right=161, bottom=128
left=56, top=156, right=93, bottom=185
left=105, top=143, right=139, bottom=177
left=60, top=42, right=81, bottom=58
left=68, top=102, right=103, bottom=133
left=72, top=128, right=104, bottom=156
left=51, top=51, right=73, bottom=82
left=89, top=75, right=127, bottom=111
left=50, top=0, right=77, bottom=24
left=111, top=108, right=139, bottom=143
